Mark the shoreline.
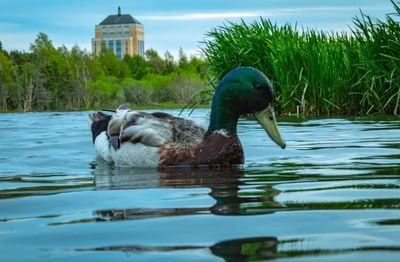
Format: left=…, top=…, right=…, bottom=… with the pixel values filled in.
left=1, top=107, right=399, bottom=121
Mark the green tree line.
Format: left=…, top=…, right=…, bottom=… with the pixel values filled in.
left=0, top=33, right=208, bottom=112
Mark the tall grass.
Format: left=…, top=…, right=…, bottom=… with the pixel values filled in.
left=201, top=0, right=400, bottom=115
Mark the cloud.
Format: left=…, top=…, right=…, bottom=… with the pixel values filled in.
left=139, top=11, right=265, bottom=21
left=0, top=22, right=23, bottom=31
left=47, top=13, right=104, bottom=27
left=137, top=5, right=389, bottom=21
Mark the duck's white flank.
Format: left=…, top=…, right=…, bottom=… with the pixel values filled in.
left=94, top=131, right=160, bottom=167
left=94, top=132, right=112, bottom=162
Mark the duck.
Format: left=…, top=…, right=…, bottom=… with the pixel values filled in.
left=89, top=67, right=286, bottom=168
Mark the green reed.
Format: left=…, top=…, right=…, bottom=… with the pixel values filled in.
left=201, top=1, right=400, bottom=115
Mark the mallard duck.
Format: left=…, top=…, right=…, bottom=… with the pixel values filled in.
left=89, top=67, right=286, bottom=168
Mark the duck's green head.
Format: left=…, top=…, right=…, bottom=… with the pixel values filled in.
left=207, top=67, right=286, bottom=149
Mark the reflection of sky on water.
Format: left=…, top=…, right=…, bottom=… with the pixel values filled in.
left=0, top=110, right=400, bottom=261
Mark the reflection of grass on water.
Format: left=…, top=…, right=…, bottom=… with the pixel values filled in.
left=75, top=236, right=400, bottom=260
left=285, top=198, right=400, bottom=210
left=202, top=0, right=400, bottom=116
left=0, top=174, right=94, bottom=199
left=375, top=218, right=400, bottom=225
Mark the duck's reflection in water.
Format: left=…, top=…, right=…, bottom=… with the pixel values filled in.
left=93, top=159, right=284, bottom=220
left=89, top=161, right=282, bottom=260
left=87, top=162, right=348, bottom=260
left=77, top=236, right=279, bottom=261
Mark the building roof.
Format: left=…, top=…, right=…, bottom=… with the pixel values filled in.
left=99, top=7, right=142, bottom=25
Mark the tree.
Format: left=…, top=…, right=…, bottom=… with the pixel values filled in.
left=188, top=56, right=208, bottom=79
left=0, top=32, right=209, bottom=111
left=0, top=52, right=16, bottom=110
left=123, top=55, right=149, bottom=79
left=30, top=32, right=54, bottom=53
left=163, top=51, right=176, bottom=74
left=98, top=50, right=129, bottom=79
left=170, top=74, right=202, bottom=104
left=145, top=48, right=164, bottom=74
left=178, top=47, right=189, bottom=69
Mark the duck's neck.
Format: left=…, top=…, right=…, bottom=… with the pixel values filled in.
left=205, top=94, right=239, bottom=137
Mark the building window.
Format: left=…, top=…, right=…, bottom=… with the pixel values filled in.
left=110, top=32, right=115, bottom=36
left=117, top=32, right=122, bottom=37
left=94, top=41, right=97, bottom=53
left=108, top=40, right=113, bottom=51
left=116, top=40, right=121, bottom=59
left=125, top=40, right=129, bottom=54
left=137, top=40, right=144, bottom=57
left=102, top=32, right=108, bottom=37
left=124, top=31, right=129, bottom=36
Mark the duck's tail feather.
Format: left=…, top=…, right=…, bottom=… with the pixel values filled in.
left=89, top=111, right=112, bottom=144
left=117, top=103, right=131, bottom=111
left=89, top=111, right=110, bottom=124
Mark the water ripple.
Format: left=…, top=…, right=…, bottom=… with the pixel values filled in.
left=0, top=111, right=400, bottom=261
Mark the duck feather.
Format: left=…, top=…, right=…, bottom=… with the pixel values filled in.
left=89, top=106, right=207, bottom=167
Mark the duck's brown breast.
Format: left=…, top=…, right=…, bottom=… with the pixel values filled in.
left=158, top=132, right=244, bottom=167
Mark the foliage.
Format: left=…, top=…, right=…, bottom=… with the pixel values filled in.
left=2, top=1, right=399, bottom=115
left=0, top=51, right=16, bottom=110
left=201, top=0, right=400, bottom=115
left=0, top=35, right=209, bottom=111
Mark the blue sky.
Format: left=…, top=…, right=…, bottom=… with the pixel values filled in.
left=0, top=0, right=395, bottom=58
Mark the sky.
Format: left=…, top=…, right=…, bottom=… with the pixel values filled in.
left=0, top=0, right=395, bottom=58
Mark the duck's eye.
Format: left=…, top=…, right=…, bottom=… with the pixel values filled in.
left=255, top=84, right=264, bottom=92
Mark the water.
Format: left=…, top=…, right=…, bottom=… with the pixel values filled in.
left=0, top=109, right=399, bottom=261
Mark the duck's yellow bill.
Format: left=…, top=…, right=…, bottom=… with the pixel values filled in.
left=255, top=105, right=286, bottom=149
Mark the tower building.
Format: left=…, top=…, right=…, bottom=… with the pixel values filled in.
left=91, top=7, right=144, bottom=58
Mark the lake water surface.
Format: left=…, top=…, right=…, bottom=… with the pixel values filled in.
left=0, top=109, right=400, bottom=261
